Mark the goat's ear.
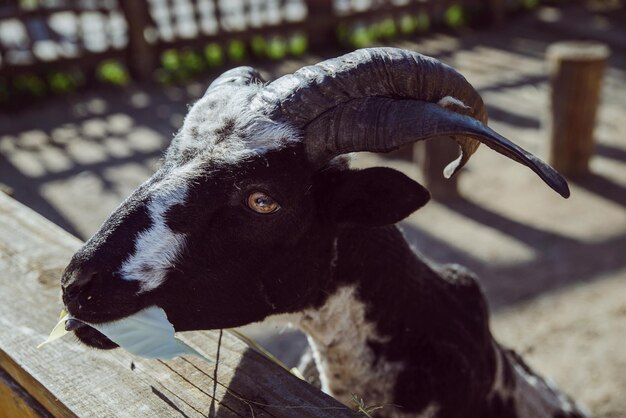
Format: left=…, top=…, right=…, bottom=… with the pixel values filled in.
left=327, top=167, right=430, bottom=227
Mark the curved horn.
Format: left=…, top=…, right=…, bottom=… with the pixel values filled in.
left=254, top=48, right=569, bottom=198
left=306, top=98, right=570, bottom=198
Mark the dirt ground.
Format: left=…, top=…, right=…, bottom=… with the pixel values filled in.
left=0, top=3, right=624, bottom=417
left=493, top=270, right=626, bottom=418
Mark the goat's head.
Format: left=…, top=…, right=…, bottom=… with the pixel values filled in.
left=61, top=48, right=569, bottom=349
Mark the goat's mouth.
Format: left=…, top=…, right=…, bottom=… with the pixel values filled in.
left=63, top=294, right=146, bottom=350
left=62, top=308, right=119, bottom=349
left=71, top=321, right=119, bottom=350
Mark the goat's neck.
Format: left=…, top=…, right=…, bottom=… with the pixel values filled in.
left=295, top=285, right=404, bottom=412
left=286, top=225, right=585, bottom=418
left=283, top=225, right=459, bottom=415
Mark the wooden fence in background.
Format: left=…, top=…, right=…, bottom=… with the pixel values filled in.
left=0, top=0, right=511, bottom=82
left=0, top=0, right=574, bottom=199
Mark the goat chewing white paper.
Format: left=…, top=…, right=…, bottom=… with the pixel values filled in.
left=89, top=306, right=211, bottom=361
left=39, top=306, right=211, bottom=363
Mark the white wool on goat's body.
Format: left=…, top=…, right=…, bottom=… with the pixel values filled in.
left=267, top=285, right=440, bottom=418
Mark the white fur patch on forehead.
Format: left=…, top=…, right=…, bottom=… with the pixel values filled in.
left=120, top=168, right=193, bottom=293
left=175, top=85, right=300, bottom=165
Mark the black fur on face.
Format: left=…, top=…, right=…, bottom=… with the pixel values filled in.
left=151, top=148, right=341, bottom=331
left=61, top=137, right=431, bottom=349
left=59, top=62, right=435, bottom=349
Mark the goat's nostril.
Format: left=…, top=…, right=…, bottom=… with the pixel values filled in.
left=63, top=270, right=98, bottom=299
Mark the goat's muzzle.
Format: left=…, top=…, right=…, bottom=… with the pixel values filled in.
left=61, top=268, right=97, bottom=303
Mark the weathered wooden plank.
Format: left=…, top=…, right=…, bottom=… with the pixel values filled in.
left=0, top=368, right=51, bottom=418
left=0, top=193, right=357, bottom=417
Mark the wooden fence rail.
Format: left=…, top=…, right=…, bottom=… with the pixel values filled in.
left=0, top=192, right=358, bottom=417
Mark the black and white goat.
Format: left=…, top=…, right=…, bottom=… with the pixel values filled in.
left=61, top=48, right=585, bottom=418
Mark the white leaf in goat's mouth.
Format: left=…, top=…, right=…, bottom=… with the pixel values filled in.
left=38, top=307, right=211, bottom=363
left=37, top=310, right=70, bottom=349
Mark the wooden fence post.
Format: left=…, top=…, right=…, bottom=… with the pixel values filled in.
left=120, top=0, right=158, bottom=81
left=486, top=0, right=505, bottom=25
left=306, top=0, right=336, bottom=50
left=546, top=41, right=609, bottom=176
left=414, top=139, right=459, bottom=200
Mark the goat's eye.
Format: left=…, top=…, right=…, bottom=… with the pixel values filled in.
left=247, top=192, right=280, bottom=214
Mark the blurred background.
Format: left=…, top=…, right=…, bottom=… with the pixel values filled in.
left=0, top=0, right=624, bottom=416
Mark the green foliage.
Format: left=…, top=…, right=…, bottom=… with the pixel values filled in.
left=250, top=36, right=267, bottom=57
left=154, top=68, right=173, bottom=85
left=266, top=36, right=288, bottom=60
left=7, top=64, right=126, bottom=103
left=14, top=73, right=46, bottom=96
left=204, top=43, right=224, bottom=67
left=399, top=13, right=430, bottom=34
left=180, top=50, right=205, bottom=73
left=445, top=4, right=466, bottom=28
left=228, top=40, right=246, bottom=62
left=399, top=15, right=418, bottom=34
left=415, top=13, right=430, bottom=31
left=162, top=49, right=180, bottom=71
left=97, top=60, right=129, bottom=86
left=48, top=71, right=81, bottom=94
left=336, top=22, right=351, bottom=46
left=289, top=34, right=307, bottom=56
left=160, top=49, right=203, bottom=83
left=340, top=14, right=433, bottom=48
left=18, top=0, right=37, bottom=8
left=377, top=18, right=397, bottom=39
left=250, top=34, right=307, bottom=59
left=522, top=0, right=539, bottom=9
left=351, top=26, right=372, bottom=48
